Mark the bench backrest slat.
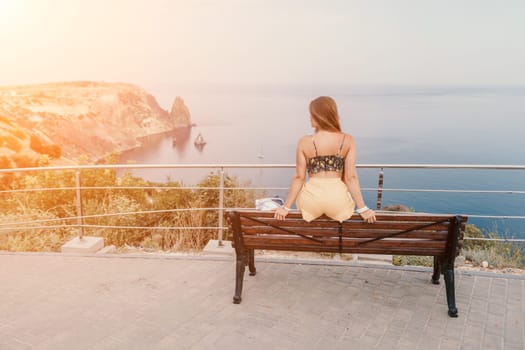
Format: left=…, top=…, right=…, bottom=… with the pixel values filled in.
left=239, top=217, right=340, bottom=228
left=242, top=226, right=448, bottom=240
left=242, top=236, right=447, bottom=248
left=229, top=210, right=467, bottom=258
left=236, top=210, right=460, bottom=222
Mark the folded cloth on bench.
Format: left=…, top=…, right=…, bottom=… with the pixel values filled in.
left=296, top=177, right=355, bottom=222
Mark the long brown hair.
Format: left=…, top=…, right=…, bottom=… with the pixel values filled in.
left=309, top=96, right=341, bottom=132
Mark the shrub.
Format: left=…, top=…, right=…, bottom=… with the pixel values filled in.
left=82, top=194, right=147, bottom=247
left=12, top=154, right=37, bottom=168
left=143, top=209, right=212, bottom=251
left=0, top=168, right=259, bottom=252
left=383, top=204, right=413, bottom=212
left=10, top=128, right=27, bottom=140
left=17, top=170, right=76, bottom=217
left=0, top=135, right=22, bottom=152
left=0, top=115, right=13, bottom=126
left=194, top=171, right=256, bottom=229
left=462, top=224, right=524, bottom=268
left=393, top=256, right=433, bottom=267
left=44, top=144, right=61, bottom=159
left=29, top=135, right=61, bottom=159
left=0, top=155, right=12, bottom=169
left=0, top=210, right=75, bottom=252
left=393, top=224, right=524, bottom=269
left=0, top=173, right=15, bottom=191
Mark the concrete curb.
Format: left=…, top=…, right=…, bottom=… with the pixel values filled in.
left=1, top=250, right=524, bottom=280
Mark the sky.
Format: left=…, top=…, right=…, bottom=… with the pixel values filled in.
left=1, top=0, right=524, bottom=88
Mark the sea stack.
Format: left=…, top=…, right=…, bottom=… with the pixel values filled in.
left=170, top=96, right=192, bottom=127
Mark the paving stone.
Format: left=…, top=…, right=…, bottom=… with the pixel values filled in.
left=416, top=334, right=441, bottom=350
left=482, top=333, right=503, bottom=350
left=443, top=321, right=464, bottom=341
left=438, top=338, right=461, bottom=350
left=0, top=253, right=524, bottom=350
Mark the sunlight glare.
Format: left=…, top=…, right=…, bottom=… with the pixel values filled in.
left=0, top=0, right=25, bottom=27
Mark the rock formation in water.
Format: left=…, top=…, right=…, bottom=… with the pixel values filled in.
left=0, top=81, right=191, bottom=166
left=169, top=96, right=192, bottom=127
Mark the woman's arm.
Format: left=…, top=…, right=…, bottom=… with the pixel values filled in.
left=274, top=138, right=307, bottom=220
left=343, top=136, right=376, bottom=223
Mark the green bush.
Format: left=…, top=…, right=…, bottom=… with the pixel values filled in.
left=0, top=155, right=11, bottom=169
left=10, top=127, right=27, bottom=140
left=194, top=171, right=256, bottom=230
left=0, top=115, right=13, bottom=126
left=0, top=135, right=22, bottom=152
left=393, top=224, right=524, bottom=269
left=392, top=256, right=433, bottom=267
left=0, top=165, right=257, bottom=252
left=462, top=224, right=524, bottom=268
left=83, top=194, right=147, bottom=247
left=29, top=135, right=61, bottom=159
left=0, top=210, right=75, bottom=252
left=12, top=154, right=37, bottom=168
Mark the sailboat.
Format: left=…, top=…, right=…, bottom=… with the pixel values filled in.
left=194, top=133, right=206, bottom=149
left=256, top=143, right=264, bottom=159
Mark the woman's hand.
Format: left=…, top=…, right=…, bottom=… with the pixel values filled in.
left=359, top=208, right=376, bottom=223
left=274, top=206, right=289, bottom=220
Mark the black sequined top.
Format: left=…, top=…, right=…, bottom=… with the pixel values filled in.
left=306, top=135, right=346, bottom=175
left=307, top=155, right=345, bottom=174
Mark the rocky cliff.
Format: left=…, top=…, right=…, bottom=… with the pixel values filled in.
left=0, top=81, right=191, bottom=166
left=170, top=96, right=192, bottom=127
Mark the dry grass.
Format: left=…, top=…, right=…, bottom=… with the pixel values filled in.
left=140, top=209, right=218, bottom=251
left=0, top=210, right=76, bottom=252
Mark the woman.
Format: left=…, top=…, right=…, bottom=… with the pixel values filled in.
left=274, top=96, right=376, bottom=223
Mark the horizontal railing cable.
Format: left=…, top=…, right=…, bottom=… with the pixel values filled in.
left=2, top=163, right=525, bottom=174
left=3, top=223, right=524, bottom=243
left=0, top=207, right=255, bottom=229
left=0, top=207, right=225, bottom=227
left=0, top=225, right=225, bottom=232
left=2, top=208, right=525, bottom=229
left=1, top=163, right=524, bottom=246
left=0, top=186, right=251, bottom=194
left=2, top=206, right=524, bottom=243
left=2, top=185, right=524, bottom=195
left=463, top=237, right=525, bottom=243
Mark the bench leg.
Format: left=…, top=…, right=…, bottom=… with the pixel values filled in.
left=248, top=249, right=256, bottom=276
left=432, top=256, right=440, bottom=285
left=443, top=268, right=458, bottom=317
left=233, top=253, right=246, bottom=304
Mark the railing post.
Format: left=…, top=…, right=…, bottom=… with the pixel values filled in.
left=218, top=167, right=225, bottom=246
left=75, top=170, right=84, bottom=240
left=376, top=168, right=384, bottom=210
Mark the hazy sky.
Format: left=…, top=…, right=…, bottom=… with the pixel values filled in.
left=1, top=0, right=524, bottom=87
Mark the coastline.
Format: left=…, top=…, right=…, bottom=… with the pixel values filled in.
left=95, top=125, right=192, bottom=164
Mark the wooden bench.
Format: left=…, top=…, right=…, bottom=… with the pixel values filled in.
left=228, top=210, right=467, bottom=317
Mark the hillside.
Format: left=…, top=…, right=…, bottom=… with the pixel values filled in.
left=0, top=81, right=191, bottom=167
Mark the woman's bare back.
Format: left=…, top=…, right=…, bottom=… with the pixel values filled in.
left=300, top=131, right=353, bottom=178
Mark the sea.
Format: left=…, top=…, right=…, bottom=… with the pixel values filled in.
left=119, top=84, right=525, bottom=237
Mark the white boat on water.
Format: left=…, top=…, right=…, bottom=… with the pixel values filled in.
left=194, top=133, right=206, bottom=148
left=256, top=143, right=264, bottom=159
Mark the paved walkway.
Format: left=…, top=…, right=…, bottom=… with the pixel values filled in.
left=0, top=252, right=523, bottom=350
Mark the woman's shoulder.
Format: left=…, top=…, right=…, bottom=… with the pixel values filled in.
left=298, top=134, right=313, bottom=144
left=342, top=132, right=355, bottom=143
left=341, top=133, right=356, bottom=153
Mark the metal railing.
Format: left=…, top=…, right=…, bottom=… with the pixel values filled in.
left=1, top=163, right=525, bottom=246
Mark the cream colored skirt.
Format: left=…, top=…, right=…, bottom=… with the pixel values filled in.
left=296, top=177, right=355, bottom=222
